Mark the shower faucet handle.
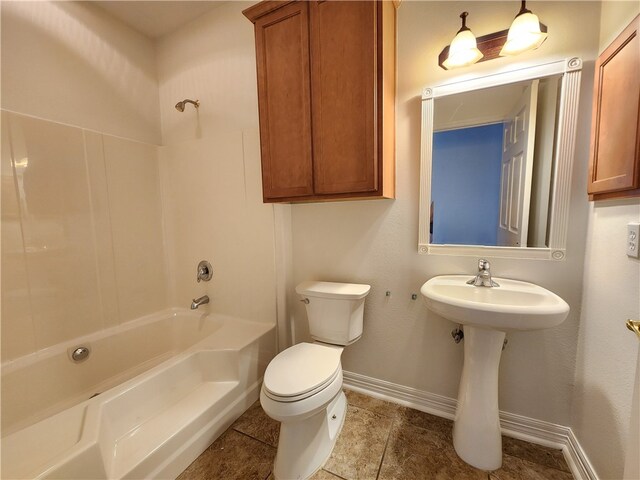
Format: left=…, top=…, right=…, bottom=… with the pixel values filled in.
left=197, top=260, right=213, bottom=283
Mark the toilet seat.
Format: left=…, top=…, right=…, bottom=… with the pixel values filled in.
left=263, top=343, right=342, bottom=402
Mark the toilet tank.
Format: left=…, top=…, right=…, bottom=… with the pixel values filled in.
left=296, top=281, right=371, bottom=346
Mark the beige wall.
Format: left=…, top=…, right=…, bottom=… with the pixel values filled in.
left=0, top=2, right=161, bottom=145
left=598, top=0, right=639, bottom=49
left=1, top=112, right=167, bottom=362
left=156, top=2, right=277, bottom=325
left=571, top=3, right=640, bottom=478
left=290, top=1, right=600, bottom=427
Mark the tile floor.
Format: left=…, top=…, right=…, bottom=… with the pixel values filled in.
left=177, top=389, right=574, bottom=480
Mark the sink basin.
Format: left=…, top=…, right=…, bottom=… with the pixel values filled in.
left=420, top=274, right=570, bottom=471
left=420, top=275, right=569, bottom=331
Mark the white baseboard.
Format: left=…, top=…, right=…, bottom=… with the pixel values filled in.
left=342, top=370, right=597, bottom=480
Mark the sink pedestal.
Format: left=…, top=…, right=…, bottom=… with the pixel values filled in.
left=453, top=325, right=506, bottom=471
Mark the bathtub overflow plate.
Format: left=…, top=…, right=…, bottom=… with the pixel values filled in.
left=71, top=346, right=90, bottom=363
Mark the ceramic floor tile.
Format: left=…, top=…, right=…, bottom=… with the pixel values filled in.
left=179, top=392, right=576, bottom=480
left=344, top=389, right=401, bottom=418
left=378, top=423, right=487, bottom=480
left=177, top=429, right=275, bottom=480
left=232, top=400, right=280, bottom=447
left=502, top=436, right=570, bottom=473
left=323, top=405, right=393, bottom=480
left=394, top=405, right=454, bottom=439
left=489, top=453, right=574, bottom=480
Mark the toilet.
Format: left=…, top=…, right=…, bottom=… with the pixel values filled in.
left=260, top=281, right=371, bottom=480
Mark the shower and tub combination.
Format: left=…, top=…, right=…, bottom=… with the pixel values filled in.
left=1, top=102, right=277, bottom=478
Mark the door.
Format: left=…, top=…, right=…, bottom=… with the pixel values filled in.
left=497, top=80, right=539, bottom=247
left=254, top=2, right=314, bottom=200
left=309, top=0, right=378, bottom=195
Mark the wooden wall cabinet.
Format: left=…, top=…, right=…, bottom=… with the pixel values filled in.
left=243, top=0, right=397, bottom=203
left=588, top=15, right=640, bottom=200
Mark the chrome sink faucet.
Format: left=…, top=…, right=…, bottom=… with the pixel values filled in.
left=467, top=259, right=500, bottom=287
left=191, top=295, right=210, bottom=310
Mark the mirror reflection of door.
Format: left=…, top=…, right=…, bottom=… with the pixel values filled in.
left=497, top=80, right=539, bottom=247
left=431, top=75, right=561, bottom=248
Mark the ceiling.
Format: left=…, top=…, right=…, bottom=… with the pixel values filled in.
left=434, top=81, right=530, bottom=132
left=94, top=1, right=223, bottom=39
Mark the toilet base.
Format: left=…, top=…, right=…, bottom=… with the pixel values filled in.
left=273, top=391, right=347, bottom=480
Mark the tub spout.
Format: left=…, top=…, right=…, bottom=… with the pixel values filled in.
left=191, top=295, right=209, bottom=310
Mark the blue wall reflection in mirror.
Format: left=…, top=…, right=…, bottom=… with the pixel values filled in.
left=432, top=123, right=503, bottom=245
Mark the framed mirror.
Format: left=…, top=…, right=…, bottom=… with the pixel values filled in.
left=418, top=57, right=583, bottom=260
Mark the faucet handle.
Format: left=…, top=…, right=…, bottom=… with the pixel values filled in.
left=478, top=259, right=490, bottom=271
left=197, top=260, right=213, bottom=283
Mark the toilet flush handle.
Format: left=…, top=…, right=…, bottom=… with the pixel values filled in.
left=300, top=298, right=310, bottom=304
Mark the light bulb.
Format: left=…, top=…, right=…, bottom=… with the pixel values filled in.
left=444, top=30, right=484, bottom=69
left=500, top=8, right=547, bottom=56
left=443, top=12, right=484, bottom=69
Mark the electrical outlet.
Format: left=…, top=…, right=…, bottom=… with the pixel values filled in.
left=628, top=223, right=640, bottom=258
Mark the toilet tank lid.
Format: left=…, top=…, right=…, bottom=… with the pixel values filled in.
left=296, top=281, right=371, bottom=300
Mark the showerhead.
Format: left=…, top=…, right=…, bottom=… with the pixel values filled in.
left=175, top=99, right=200, bottom=112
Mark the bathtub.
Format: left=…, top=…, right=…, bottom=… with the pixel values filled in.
left=1, top=308, right=276, bottom=479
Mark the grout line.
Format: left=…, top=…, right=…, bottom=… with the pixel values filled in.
left=321, top=468, right=349, bottom=480
left=375, top=417, right=396, bottom=480
left=231, top=427, right=277, bottom=450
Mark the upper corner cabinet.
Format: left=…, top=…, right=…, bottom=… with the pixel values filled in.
left=588, top=14, right=640, bottom=200
left=243, top=0, right=397, bottom=203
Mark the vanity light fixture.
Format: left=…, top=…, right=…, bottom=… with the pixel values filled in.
left=442, top=12, right=484, bottom=70
left=500, top=1, right=548, bottom=56
left=438, top=2, right=548, bottom=70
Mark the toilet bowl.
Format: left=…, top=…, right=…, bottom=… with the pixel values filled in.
left=260, top=281, right=370, bottom=480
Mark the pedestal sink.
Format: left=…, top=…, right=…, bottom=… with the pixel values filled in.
left=420, top=275, right=570, bottom=471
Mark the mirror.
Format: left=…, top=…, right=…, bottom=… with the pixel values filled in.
left=419, top=58, right=583, bottom=260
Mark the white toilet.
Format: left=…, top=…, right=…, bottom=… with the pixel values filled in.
left=260, top=281, right=371, bottom=480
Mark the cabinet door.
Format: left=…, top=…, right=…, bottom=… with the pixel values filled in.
left=309, top=0, right=378, bottom=195
left=588, top=15, right=640, bottom=195
left=254, top=2, right=314, bottom=200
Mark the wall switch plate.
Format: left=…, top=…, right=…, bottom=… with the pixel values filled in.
left=628, top=223, right=640, bottom=258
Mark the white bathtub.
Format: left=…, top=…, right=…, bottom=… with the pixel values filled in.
left=1, top=309, right=276, bottom=479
